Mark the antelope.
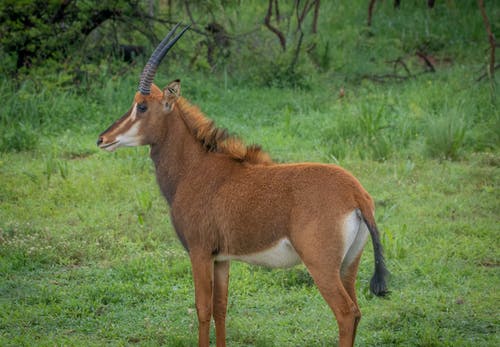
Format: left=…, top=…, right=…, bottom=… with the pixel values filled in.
left=97, top=24, right=388, bottom=347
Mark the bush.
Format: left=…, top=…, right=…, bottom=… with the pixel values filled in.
left=424, top=115, right=467, bottom=161
left=0, top=1, right=149, bottom=72
left=0, top=123, right=39, bottom=152
left=322, top=101, right=397, bottom=161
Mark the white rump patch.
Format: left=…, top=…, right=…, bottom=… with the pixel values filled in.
left=215, top=238, right=302, bottom=269
left=342, top=210, right=369, bottom=269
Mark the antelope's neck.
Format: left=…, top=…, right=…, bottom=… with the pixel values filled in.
left=149, top=109, right=204, bottom=205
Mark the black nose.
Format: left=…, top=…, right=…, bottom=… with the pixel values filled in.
left=97, top=137, right=103, bottom=146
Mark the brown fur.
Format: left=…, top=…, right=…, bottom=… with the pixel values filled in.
left=131, top=83, right=272, bottom=165
left=176, top=97, right=273, bottom=165
left=98, top=80, right=387, bottom=347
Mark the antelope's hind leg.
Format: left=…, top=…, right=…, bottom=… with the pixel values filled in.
left=293, top=225, right=360, bottom=347
left=340, top=254, right=363, bottom=343
left=213, top=260, right=230, bottom=347
left=340, top=214, right=369, bottom=340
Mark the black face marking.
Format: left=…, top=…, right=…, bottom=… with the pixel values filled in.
left=137, top=103, right=148, bottom=113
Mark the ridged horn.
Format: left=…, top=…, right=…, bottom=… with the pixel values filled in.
left=138, top=23, right=190, bottom=95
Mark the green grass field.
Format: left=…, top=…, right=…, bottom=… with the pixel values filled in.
left=1, top=75, right=498, bottom=346
left=1, top=1, right=499, bottom=346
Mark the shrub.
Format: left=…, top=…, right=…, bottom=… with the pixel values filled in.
left=0, top=123, right=39, bottom=152
left=424, top=115, right=467, bottom=160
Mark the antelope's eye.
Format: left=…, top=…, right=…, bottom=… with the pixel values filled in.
left=137, top=103, right=148, bottom=113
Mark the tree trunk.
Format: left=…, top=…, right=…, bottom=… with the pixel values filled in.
left=368, top=0, right=376, bottom=26
left=264, top=0, right=286, bottom=51
left=477, top=0, right=496, bottom=78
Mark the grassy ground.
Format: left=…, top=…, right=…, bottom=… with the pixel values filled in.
left=1, top=1, right=499, bottom=345
left=1, top=73, right=498, bottom=346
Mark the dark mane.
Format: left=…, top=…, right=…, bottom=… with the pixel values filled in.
left=177, top=97, right=273, bottom=165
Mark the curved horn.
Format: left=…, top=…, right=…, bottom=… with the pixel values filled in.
left=138, top=23, right=190, bottom=95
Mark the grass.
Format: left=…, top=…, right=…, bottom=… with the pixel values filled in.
left=0, top=154, right=498, bottom=346
left=1, top=76, right=498, bottom=345
left=1, top=0, right=499, bottom=345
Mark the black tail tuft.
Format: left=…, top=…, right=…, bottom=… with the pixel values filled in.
left=370, top=261, right=389, bottom=297
left=362, top=215, right=390, bottom=297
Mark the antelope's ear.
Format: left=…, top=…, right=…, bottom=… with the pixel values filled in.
left=162, top=79, right=181, bottom=111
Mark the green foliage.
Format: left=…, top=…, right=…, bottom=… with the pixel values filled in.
left=2, top=0, right=497, bottom=88
left=0, top=1, right=499, bottom=345
left=424, top=115, right=467, bottom=160
left=0, top=0, right=148, bottom=72
left=318, top=98, right=396, bottom=161
left=135, top=190, right=154, bottom=226
left=0, top=122, right=39, bottom=152
left=245, top=49, right=315, bottom=89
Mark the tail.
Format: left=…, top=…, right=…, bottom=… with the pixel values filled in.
left=361, top=213, right=389, bottom=297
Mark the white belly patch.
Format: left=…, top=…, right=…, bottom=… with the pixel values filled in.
left=215, top=238, right=302, bottom=268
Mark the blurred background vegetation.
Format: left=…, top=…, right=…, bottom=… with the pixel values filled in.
left=1, top=0, right=497, bottom=85
left=0, top=0, right=498, bottom=159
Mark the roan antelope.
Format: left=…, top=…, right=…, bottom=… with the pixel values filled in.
left=97, top=24, right=388, bottom=347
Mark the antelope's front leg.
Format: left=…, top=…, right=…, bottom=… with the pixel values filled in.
left=213, top=260, right=230, bottom=347
left=190, top=251, right=214, bottom=347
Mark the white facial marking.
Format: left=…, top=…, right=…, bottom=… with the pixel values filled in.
left=129, top=102, right=138, bottom=121
left=216, top=238, right=302, bottom=268
left=108, top=103, right=143, bottom=150
left=116, top=121, right=142, bottom=147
